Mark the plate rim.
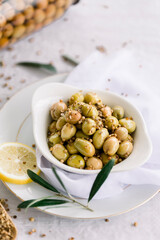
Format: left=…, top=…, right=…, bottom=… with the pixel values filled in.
left=1, top=72, right=160, bottom=219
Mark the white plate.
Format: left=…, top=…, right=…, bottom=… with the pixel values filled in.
left=0, top=73, right=159, bottom=219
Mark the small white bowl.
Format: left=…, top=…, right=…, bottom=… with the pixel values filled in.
left=32, top=82, right=152, bottom=175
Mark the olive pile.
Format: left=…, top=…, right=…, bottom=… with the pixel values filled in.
left=0, top=0, right=73, bottom=49
left=47, top=92, right=136, bottom=170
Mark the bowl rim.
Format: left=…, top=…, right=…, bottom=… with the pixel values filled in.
left=32, top=82, right=152, bottom=175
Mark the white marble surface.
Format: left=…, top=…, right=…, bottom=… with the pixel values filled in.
left=0, top=0, right=160, bottom=239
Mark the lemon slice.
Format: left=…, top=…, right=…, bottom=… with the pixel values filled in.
left=0, top=142, right=40, bottom=184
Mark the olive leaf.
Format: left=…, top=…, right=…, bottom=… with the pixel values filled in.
left=62, top=55, right=79, bottom=66
left=18, top=199, right=68, bottom=208
left=27, top=170, right=60, bottom=193
left=52, top=167, right=68, bottom=194
left=88, top=159, right=115, bottom=202
left=16, top=62, right=57, bottom=73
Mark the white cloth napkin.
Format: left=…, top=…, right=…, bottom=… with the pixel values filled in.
left=37, top=49, right=160, bottom=199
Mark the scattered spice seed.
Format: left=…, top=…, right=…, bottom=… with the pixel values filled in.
left=28, top=37, right=34, bottom=43
left=5, top=76, right=11, bottom=81
left=8, top=86, right=13, bottom=90
left=2, top=83, right=8, bottom=88
left=29, top=217, right=35, bottom=222
left=7, top=46, right=14, bottom=51
left=40, top=234, right=46, bottom=237
left=96, top=45, right=107, bottom=53
left=12, top=215, right=17, bottom=219
left=20, top=79, right=26, bottom=83
left=0, top=73, right=4, bottom=78
left=36, top=51, right=41, bottom=56
left=103, top=5, right=109, bottom=8
left=133, top=222, right=138, bottom=227
left=105, top=218, right=109, bottom=222
left=0, top=61, right=5, bottom=67
left=17, top=208, right=21, bottom=212
left=32, top=229, right=36, bottom=233
left=122, top=42, right=128, bottom=48
left=32, top=144, right=36, bottom=148
left=68, top=238, right=74, bottom=240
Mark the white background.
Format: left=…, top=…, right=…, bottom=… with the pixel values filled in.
left=0, top=0, right=160, bottom=239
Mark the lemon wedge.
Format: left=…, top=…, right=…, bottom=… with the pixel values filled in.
left=0, top=142, right=40, bottom=184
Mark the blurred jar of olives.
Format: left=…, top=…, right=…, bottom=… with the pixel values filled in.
left=0, top=0, right=79, bottom=49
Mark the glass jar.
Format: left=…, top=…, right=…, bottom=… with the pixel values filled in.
left=0, top=0, right=78, bottom=49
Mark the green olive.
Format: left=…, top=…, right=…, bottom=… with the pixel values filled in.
left=115, top=127, right=128, bottom=141
left=66, top=142, right=78, bottom=154
left=82, top=104, right=98, bottom=118
left=103, top=137, right=119, bottom=156
left=105, top=116, right=119, bottom=130
left=64, top=110, right=82, bottom=124
left=48, top=133, right=61, bottom=146
left=93, top=128, right=109, bottom=149
left=48, top=121, right=57, bottom=133
left=69, top=92, right=84, bottom=104
left=67, top=155, right=85, bottom=169
left=84, top=92, right=102, bottom=105
left=82, top=118, right=96, bottom=135
left=61, top=123, right=76, bottom=141
left=50, top=100, right=67, bottom=120
left=76, top=131, right=89, bottom=139
left=117, top=140, right=133, bottom=158
left=68, top=102, right=84, bottom=111
left=56, top=116, right=66, bottom=130
left=119, top=118, right=136, bottom=133
left=101, top=106, right=112, bottom=118
left=52, top=144, right=69, bottom=162
left=74, top=138, right=95, bottom=157
left=86, top=157, right=103, bottom=170
left=112, top=106, right=124, bottom=119
left=101, top=153, right=119, bottom=165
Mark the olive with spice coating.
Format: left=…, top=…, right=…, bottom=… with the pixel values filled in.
left=86, top=157, right=103, bottom=170
left=50, top=100, right=67, bottom=120
left=66, top=142, right=78, bottom=154
left=84, top=92, right=102, bottom=105
left=82, top=118, right=96, bottom=135
left=56, top=116, right=66, bottom=130
left=52, top=144, right=69, bottom=162
left=115, top=127, right=128, bottom=141
left=103, top=137, right=119, bottom=156
left=67, top=155, right=85, bottom=169
left=69, top=92, right=84, bottom=105
left=64, top=110, right=82, bottom=124
left=48, top=133, right=61, bottom=146
left=61, top=123, right=76, bottom=141
left=119, top=118, right=136, bottom=133
left=105, top=116, right=119, bottom=130
left=112, top=106, right=124, bottom=119
left=74, top=138, right=95, bottom=157
left=93, top=128, right=109, bottom=149
left=117, top=140, right=133, bottom=158
left=82, top=104, right=98, bottom=118
left=48, top=121, right=57, bottom=134
left=101, top=106, right=112, bottom=118
left=101, top=153, right=119, bottom=165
